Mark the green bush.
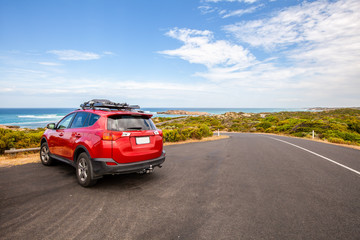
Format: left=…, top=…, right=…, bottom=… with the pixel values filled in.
left=324, top=130, right=360, bottom=144
left=161, top=124, right=213, bottom=142
left=327, top=137, right=348, bottom=144
left=256, top=121, right=272, bottom=130
left=0, top=128, right=44, bottom=154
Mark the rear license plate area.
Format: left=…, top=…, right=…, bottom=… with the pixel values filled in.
left=136, top=136, right=150, bottom=145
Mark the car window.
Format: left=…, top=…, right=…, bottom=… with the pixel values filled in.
left=70, top=112, right=89, bottom=128
left=57, top=113, right=75, bottom=129
left=84, top=113, right=100, bottom=127
left=108, top=115, right=156, bottom=131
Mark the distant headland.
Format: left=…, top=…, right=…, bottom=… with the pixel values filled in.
left=157, top=110, right=210, bottom=116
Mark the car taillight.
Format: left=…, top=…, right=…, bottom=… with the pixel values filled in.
left=102, top=132, right=113, bottom=141
left=156, top=129, right=163, bottom=137
left=103, top=132, right=131, bottom=140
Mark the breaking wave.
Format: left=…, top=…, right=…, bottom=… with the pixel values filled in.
left=17, top=114, right=61, bottom=119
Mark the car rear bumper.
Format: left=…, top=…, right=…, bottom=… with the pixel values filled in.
left=91, top=151, right=165, bottom=178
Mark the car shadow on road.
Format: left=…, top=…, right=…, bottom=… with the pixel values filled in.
left=93, top=172, right=161, bottom=190
left=50, top=160, right=161, bottom=191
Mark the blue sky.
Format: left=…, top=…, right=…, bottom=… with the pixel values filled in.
left=0, top=0, right=359, bottom=108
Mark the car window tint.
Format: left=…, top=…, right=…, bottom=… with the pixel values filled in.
left=108, top=115, right=155, bottom=131
left=84, top=113, right=100, bottom=127
left=70, top=112, right=89, bottom=128
left=57, top=113, right=75, bottom=129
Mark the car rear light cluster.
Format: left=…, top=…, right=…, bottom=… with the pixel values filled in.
left=102, top=132, right=113, bottom=141
left=156, top=130, right=163, bottom=137
left=102, top=132, right=132, bottom=141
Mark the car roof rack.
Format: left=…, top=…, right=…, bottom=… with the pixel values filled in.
left=80, top=99, right=142, bottom=112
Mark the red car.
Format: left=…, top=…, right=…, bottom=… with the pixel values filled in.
left=40, top=100, right=165, bottom=187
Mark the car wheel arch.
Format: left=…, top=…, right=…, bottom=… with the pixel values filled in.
left=40, top=137, right=48, bottom=146
left=73, top=145, right=91, bottom=163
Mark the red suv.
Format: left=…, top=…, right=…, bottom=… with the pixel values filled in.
left=40, top=100, right=165, bottom=187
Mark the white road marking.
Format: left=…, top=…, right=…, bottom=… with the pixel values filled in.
left=268, top=137, right=360, bottom=176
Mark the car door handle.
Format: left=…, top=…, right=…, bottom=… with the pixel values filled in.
left=75, top=133, right=81, bottom=138
left=59, top=133, right=64, bottom=137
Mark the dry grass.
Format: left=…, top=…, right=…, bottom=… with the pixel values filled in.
left=0, top=153, right=40, bottom=168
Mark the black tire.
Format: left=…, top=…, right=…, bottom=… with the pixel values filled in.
left=76, top=152, right=97, bottom=187
left=40, top=142, right=54, bottom=166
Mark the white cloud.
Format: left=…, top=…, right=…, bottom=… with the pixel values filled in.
left=0, top=88, right=14, bottom=93
left=198, top=5, right=217, bottom=15
left=222, top=0, right=360, bottom=93
left=220, top=4, right=263, bottom=18
left=159, top=28, right=255, bottom=68
left=38, top=62, right=61, bottom=66
left=224, top=0, right=360, bottom=50
left=159, top=0, right=360, bottom=106
left=47, top=50, right=100, bottom=60
left=204, top=0, right=258, bottom=3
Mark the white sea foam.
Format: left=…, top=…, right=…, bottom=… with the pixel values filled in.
left=17, top=114, right=60, bottom=119
left=3, top=120, right=56, bottom=125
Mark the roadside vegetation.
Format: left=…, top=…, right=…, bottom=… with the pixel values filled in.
left=1, top=108, right=359, bottom=154
left=154, top=108, right=360, bottom=146
left=0, top=128, right=44, bottom=154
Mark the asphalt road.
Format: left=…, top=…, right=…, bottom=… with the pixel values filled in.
left=1, top=133, right=359, bottom=240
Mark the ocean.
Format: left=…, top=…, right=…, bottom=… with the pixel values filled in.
left=0, top=107, right=307, bottom=129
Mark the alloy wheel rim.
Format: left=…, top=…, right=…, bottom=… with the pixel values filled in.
left=78, top=158, right=88, bottom=182
left=41, top=146, right=49, bottom=163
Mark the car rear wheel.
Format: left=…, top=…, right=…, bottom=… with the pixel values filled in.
left=40, top=142, right=54, bottom=166
left=76, top=152, right=97, bottom=187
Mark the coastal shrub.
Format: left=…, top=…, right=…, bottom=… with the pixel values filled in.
left=161, top=124, right=213, bottom=143
left=348, top=121, right=360, bottom=134
left=0, top=128, right=44, bottom=154
left=162, top=129, right=181, bottom=142
left=324, top=130, right=360, bottom=144
left=199, top=124, right=213, bottom=138
left=265, top=126, right=277, bottom=133
left=290, top=120, right=330, bottom=134
left=327, top=137, right=348, bottom=145
left=292, top=132, right=307, bottom=137
left=158, top=108, right=360, bottom=146
left=256, top=121, right=272, bottom=130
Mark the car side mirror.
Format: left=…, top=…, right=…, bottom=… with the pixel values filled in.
left=47, top=123, right=56, bottom=129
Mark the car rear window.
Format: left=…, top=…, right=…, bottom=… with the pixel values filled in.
left=84, top=113, right=100, bottom=127
left=70, top=112, right=89, bottom=128
left=107, top=115, right=156, bottom=131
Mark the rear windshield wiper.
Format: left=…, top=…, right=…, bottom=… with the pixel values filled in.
left=127, top=127, right=143, bottom=130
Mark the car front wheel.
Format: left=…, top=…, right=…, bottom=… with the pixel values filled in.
left=76, top=152, right=97, bottom=187
left=40, top=142, right=54, bottom=166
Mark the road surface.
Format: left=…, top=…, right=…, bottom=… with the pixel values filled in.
left=1, top=133, right=359, bottom=239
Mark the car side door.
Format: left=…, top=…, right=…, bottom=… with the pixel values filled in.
left=50, top=113, right=76, bottom=157
left=62, top=112, right=89, bottom=160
